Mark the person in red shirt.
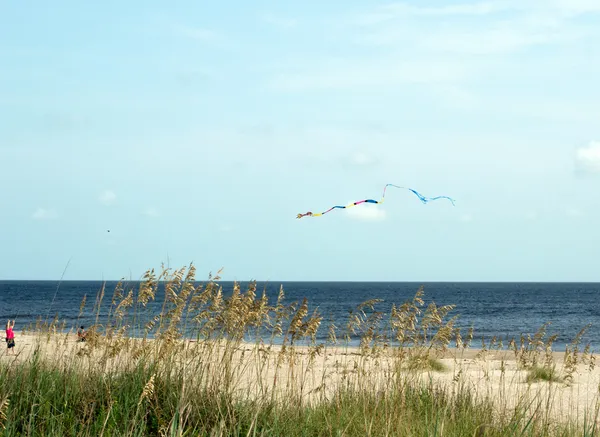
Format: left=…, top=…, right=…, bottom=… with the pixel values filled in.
left=5, top=320, right=15, bottom=355
left=77, top=326, right=87, bottom=342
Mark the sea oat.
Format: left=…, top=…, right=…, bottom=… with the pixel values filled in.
left=138, top=268, right=158, bottom=307
left=0, top=397, right=9, bottom=430
left=138, top=374, right=156, bottom=406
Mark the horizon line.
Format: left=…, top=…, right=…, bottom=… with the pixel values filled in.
left=1, top=279, right=600, bottom=284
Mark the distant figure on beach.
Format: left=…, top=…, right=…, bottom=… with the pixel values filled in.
left=5, top=320, right=15, bottom=354
left=77, top=326, right=87, bottom=342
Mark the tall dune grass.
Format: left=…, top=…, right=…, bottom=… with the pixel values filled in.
left=1, top=264, right=598, bottom=436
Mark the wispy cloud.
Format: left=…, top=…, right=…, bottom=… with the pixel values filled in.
left=525, top=211, right=538, bottom=221
left=32, top=208, right=58, bottom=220
left=355, top=1, right=600, bottom=25
left=566, top=207, right=584, bottom=218
left=575, top=141, right=600, bottom=174
left=142, top=207, right=159, bottom=217
left=418, top=26, right=568, bottom=56
left=354, top=1, right=594, bottom=54
left=259, top=12, right=297, bottom=29
left=177, top=25, right=219, bottom=42
left=99, top=190, right=116, bottom=206
left=343, top=151, right=379, bottom=168
left=356, top=1, right=512, bottom=25
left=263, top=0, right=600, bottom=127
left=552, top=0, right=600, bottom=16
left=176, top=67, right=216, bottom=87
left=269, top=57, right=473, bottom=91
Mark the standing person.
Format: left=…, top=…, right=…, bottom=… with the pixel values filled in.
left=5, top=320, right=15, bottom=355
left=77, top=326, right=86, bottom=342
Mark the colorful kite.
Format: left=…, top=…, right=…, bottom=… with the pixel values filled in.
left=296, top=184, right=455, bottom=219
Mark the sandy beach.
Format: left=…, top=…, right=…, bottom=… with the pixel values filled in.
left=3, top=330, right=599, bottom=426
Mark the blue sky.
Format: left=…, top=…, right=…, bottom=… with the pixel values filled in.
left=1, top=0, right=599, bottom=282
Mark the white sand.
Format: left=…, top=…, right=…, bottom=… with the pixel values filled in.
left=2, top=332, right=599, bottom=425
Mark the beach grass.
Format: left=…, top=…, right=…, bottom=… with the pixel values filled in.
left=1, top=264, right=599, bottom=436
left=526, top=364, right=563, bottom=384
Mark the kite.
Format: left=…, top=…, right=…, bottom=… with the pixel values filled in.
left=296, top=184, right=455, bottom=219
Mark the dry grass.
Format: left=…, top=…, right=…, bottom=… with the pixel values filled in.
left=1, top=263, right=599, bottom=436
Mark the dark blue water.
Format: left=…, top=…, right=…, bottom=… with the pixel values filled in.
left=0, top=281, right=598, bottom=351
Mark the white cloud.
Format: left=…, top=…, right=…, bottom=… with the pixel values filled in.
left=219, top=224, right=233, bottom=232
left=267, top=1, right=598, bottom=99
left=191, top=126, right=392, bottom=168
left=525, top=211, right=538, bottom=220
left=269, top=58, right=473, bottom=91
left=351, top=152, right=373, bottom=165
left=354, top=1, right=593, bottom=54
left=552, top=0, right=600, bottom=16
left=345, top=204, right=387, bottom=221
left=354, top=1, right=599, bottom=26
left=418, top=26, right=568, bottom=56
left=353, top=2, right=505, bottom=26
left=433, top=86, right=480, bottom=110
left=575, top=141, right=600, bottom=173
left=502, top=99, right=600, bottom=124
left=260, top=12, right=297, bottom=29
left=99, top=190, right=116, bottom=206
left=459, top=213, right=474, bottom=222
left=394, top=2, right=508, bottom=16
left=143, top=207, right=159, bottom=217
left=173, top=24, right=235, bottom=49
left=177, top=26, right=218, bottom=42
left=566, top=207, right=584, bottom=218
left=32, top=208, right=58, bottom=220
left=177, top=67, right=217, bottom=85
left=159, top=125, right=556, bottom=179
left=346, top=151, right=378, bottom=167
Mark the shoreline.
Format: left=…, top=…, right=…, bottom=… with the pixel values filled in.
left=0, top=330, right=578, bottom=364
left=15, top=320, right=591, bottom=357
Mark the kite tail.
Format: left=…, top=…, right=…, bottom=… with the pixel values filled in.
left=296, top=199, right=380, bottom=218
left=296, top=184, right=455, bottom=218
left=406, top=188, right=456, bottom=206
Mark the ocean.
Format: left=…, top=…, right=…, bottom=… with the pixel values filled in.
left=1, top=280, right=598, bottom=351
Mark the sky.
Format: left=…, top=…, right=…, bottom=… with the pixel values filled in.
left=1, top=0, right=599, bottom=282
